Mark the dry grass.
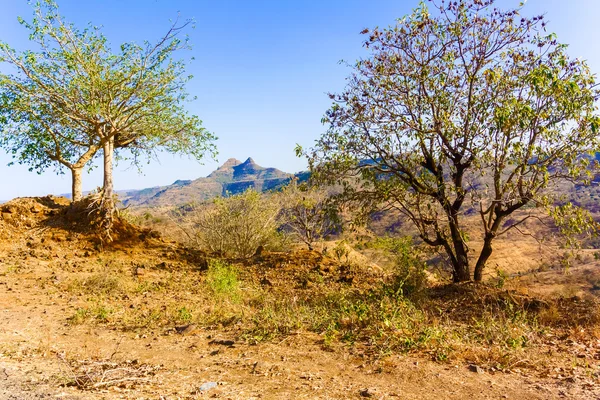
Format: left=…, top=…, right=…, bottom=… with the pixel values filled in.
left=53, top=245, right=600, bottom=379
left=56, top=355, right=161, bottom=390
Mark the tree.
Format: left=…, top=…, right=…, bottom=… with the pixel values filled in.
left=279, top=179, right=338, bottom=250
left=307, top=0, right=600, bottom=282
left=0, top=1, right=216, bottom=216
left=0, top=4, right=109, bottom=201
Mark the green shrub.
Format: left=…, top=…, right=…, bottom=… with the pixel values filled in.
left=370, top=236, right=428, bottom=296
left=206, top=260, right=240, bottom=302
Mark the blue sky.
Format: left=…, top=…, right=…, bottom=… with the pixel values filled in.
left=0, top=0, right=598, bottom=199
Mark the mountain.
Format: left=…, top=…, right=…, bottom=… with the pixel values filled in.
left=120, top=157, right=294, bottom=207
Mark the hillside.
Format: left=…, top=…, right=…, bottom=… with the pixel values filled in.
left=0, top=196, right=599, bottom=398
left=119, top=157, right=293, bottom=207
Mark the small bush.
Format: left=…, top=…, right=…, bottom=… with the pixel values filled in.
left=370, top=236, right=428, bottom=296
left=185, top=190, right=282, bottom=258
left=205, top=260, right=240, bottom=302
left=177, top=306, right=193, bottom=323
left=68, top=272, right=128, bottom=296
left=278, top=181, right=339, bottom=250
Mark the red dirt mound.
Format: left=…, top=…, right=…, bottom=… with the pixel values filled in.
left=0, top=196, right=159, bottom=247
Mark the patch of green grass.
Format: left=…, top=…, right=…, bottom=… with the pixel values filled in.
left=177, top=306, right=193, bottom=323
left=67, top=308, right=91, bottom=325
left=93, top=305, right=112, bottom=322
left=67, top=304, right=112, bottom=325
left=205, top=260, right=240, bottom=302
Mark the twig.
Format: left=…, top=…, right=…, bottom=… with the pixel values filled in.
left=505, top=358, right=530, bottom=370
left=92, top=377, right=152, bottom=388
left=109, top=337, right=124, bottom=360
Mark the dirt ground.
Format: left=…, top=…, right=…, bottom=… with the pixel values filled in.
left=1, top=197, right=599, bottom=399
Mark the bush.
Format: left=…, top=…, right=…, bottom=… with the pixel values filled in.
left=205, top=260, right=240, bottom=302
left=278, top=181, right=338, bottom=250
left=187, top=190, right=282, bottom=258
left=370, top=236, right=428, bottom=296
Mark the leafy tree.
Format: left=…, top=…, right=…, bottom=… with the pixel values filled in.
left=0, top=6, right=108, bottom=201
left=0, top=1, right=216, bottom=223
left=307, top=0, right=600, bottom=282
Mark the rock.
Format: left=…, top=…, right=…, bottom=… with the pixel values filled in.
left=175, top=324, right=198, bottom=335
left=199, top=381, right=218, bottom=392
left=260, top=277, right=272, bottom=286
left=360, top=388, right=375, bottom=397
left=209, top=338, right=235, bottom=346
left=251, top=361, right=270, bottom=375
left=2, top=205, right=16, bottom=214
left=469, top=364, right=485, bottom=374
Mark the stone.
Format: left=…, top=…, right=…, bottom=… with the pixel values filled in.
left=209, top=338, right=235, bottom=346
left=175, top=324, right=198, bottom=335
left=469, top=364, right=484, bottom=374
left=199, top=382, right=218, bottom=392
left=360, top=388, right=375, bottom=397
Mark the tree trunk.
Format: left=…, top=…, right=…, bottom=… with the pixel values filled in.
left=102, top=137, right=114, bottom=206
left=100, top=136, right=115, bottom=242
left=447, top=215, right=471, bottom=282
left=71, top=167, right=83, bottom=202
left=452, top=245, right=471, bottom=282
left=474, top=234, right=494, bottom=282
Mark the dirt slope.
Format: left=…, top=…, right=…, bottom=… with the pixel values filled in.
left=0, top=196, right=598, bottom=399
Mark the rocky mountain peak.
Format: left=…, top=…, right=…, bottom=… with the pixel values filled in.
left=219, top=158, right=243, bottom=169
left=120, top=157, right=296, bottom=207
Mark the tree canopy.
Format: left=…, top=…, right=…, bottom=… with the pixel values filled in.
left=308, top=0, right=600, bottom=281
left=0, top=0, right=217, bottom=210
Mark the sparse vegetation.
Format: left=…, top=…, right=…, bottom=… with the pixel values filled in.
left=0, top=0, right=600, bottom=398
left=278, top=180, right=338, bottom=250
left=1, top=194, right=600, bottom=397
left=205, top=259, right=240, bottom=302
left=181, top=190, right=283, bottom=258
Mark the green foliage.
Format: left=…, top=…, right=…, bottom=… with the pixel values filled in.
left=67, top=308, right=91, bottom=325
left=306, top=0, right=600, bottom=281
left=0, top=0, right=216, bottom=201
left=205, top=260, right=240, bottom=302
left=550, top=203, right=600, bottom=249
left=331, top=241, right=350, bottom=263
left=177, top=306, right=193, bottom=323
left=67, top=304, right=112, bottom=325
left=370, top=237, right=428, bottom=296
left=495, top=269, right=509, bottom=289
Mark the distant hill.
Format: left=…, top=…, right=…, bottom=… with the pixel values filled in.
left=120, top=157, right=296, bottom=207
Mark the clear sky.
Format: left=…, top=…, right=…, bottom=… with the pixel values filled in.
left=0, top=0, right=598, bottom=199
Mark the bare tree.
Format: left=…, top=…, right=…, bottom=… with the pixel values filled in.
left=279, top=179, right=338, bottom=250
